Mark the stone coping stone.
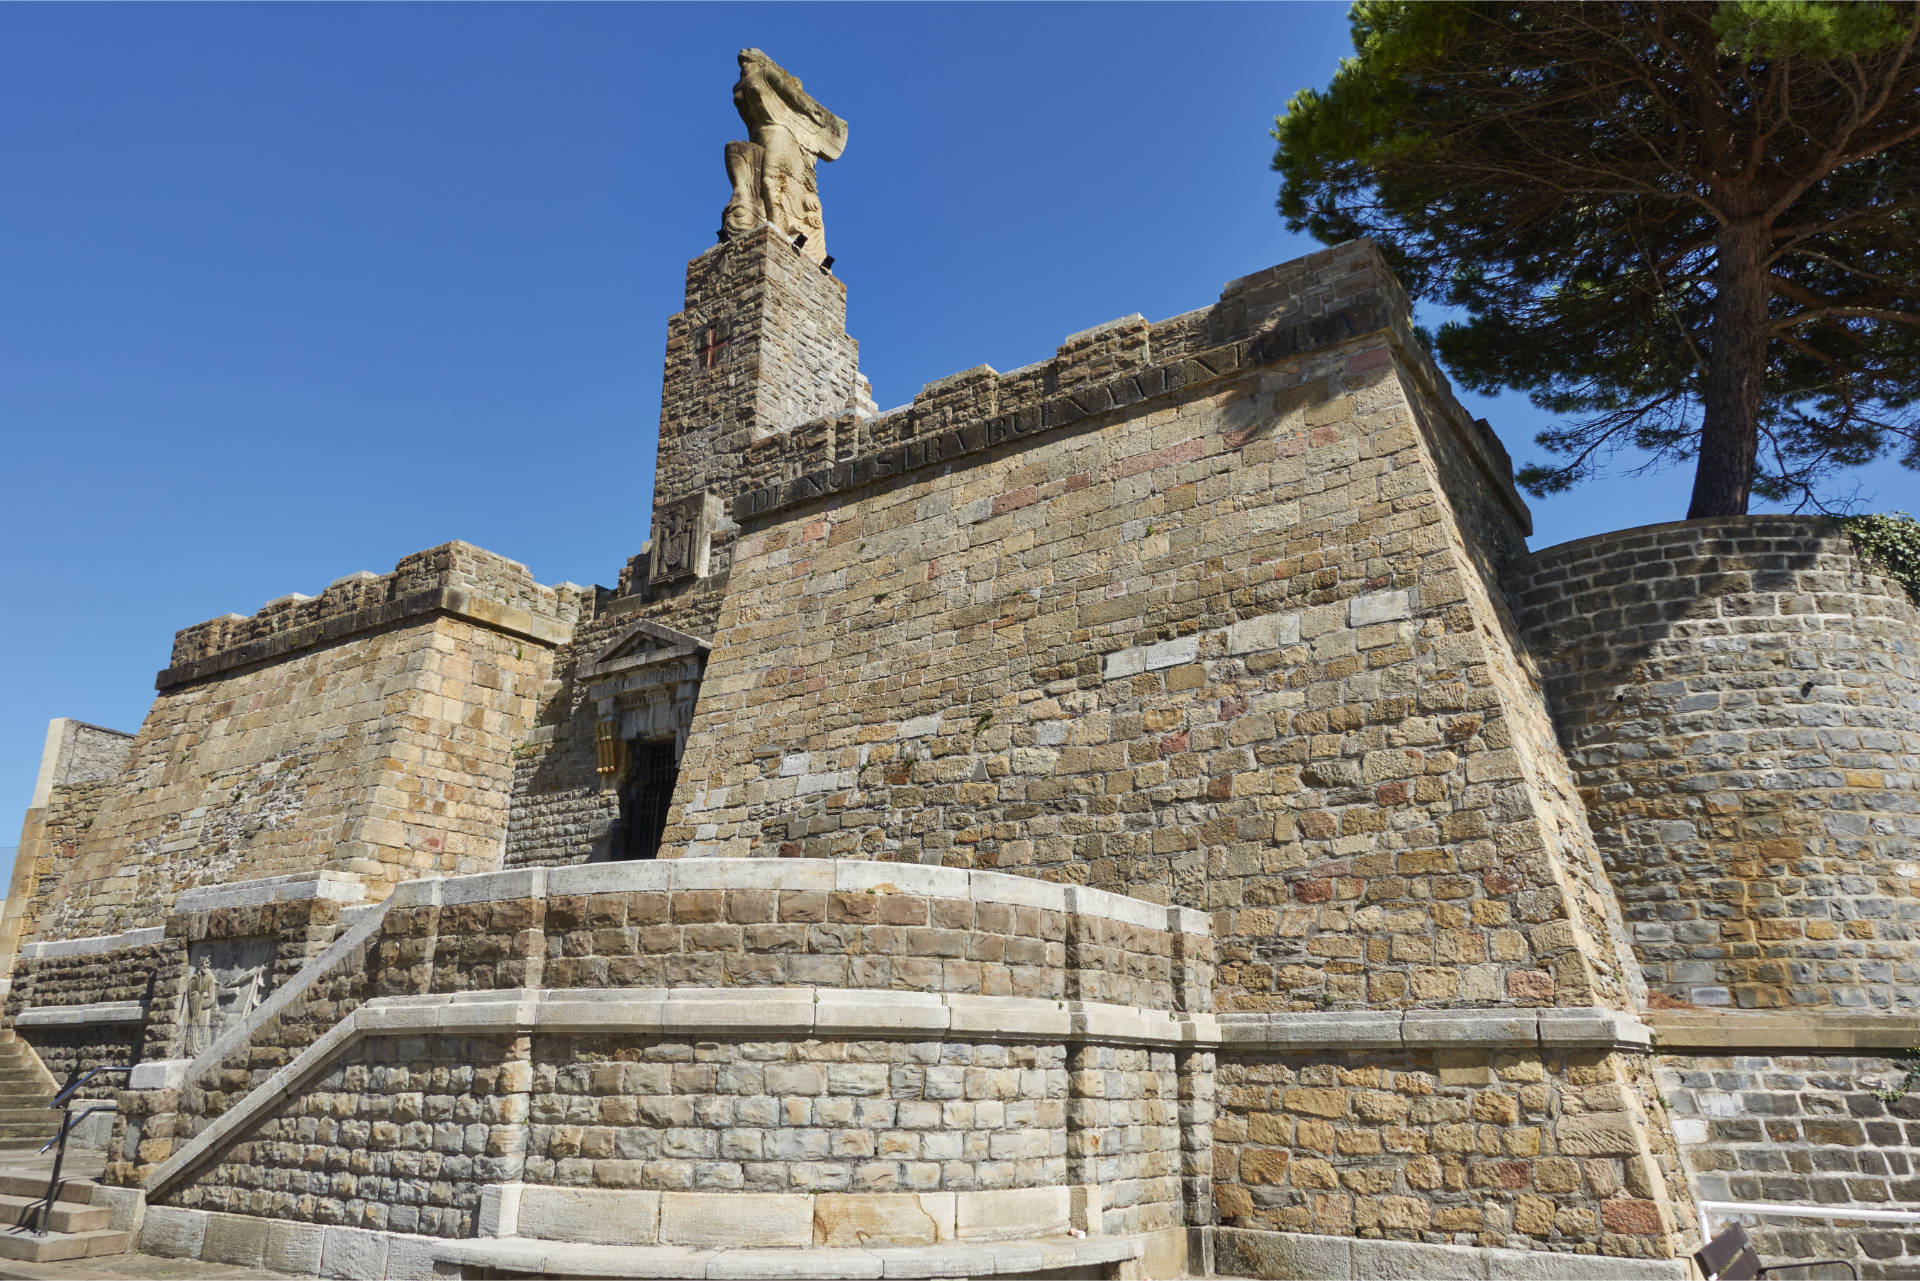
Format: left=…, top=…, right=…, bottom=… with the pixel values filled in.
left=173, top=870, right=367, bottom=915
left=1218, top=1006, right=1651, bottom=1052
left=16, top=1000, right=146, bottom=1027
left=1648, top=1009, right=1920, bottom=1052
left=389, top=857, right=1209, bottom=936
left=19, top=927, right=165, bottom=961
left=129, top=1058, right=191, bottom=1091
left=1211, top=1227, right=1688, bottom=1280
left=496, top=1184, right=1076, bottom=1250
left=350, top=986, right=1217, bottom=1044
left=146, top=1205, right=1147, bottom=1280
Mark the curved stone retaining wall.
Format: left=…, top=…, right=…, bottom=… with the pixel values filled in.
left=1510, top=517, right=1920, bottom=1010
left=112, top=860, right=1214, bottom=1267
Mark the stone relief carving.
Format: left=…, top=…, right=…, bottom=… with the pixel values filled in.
left=177, top=937, right=275, bottom=1057
left=650, top=491, right=719, bottom=585
left=720, top=48, right=847, bottom=265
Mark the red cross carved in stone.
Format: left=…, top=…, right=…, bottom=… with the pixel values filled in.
left=698, top=323, right=729, bottom=369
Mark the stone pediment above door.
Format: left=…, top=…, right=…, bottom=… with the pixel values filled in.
left=581, top=618, right=712, bottom=681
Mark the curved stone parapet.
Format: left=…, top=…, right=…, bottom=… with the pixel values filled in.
left=1509, top=516, right=1920, bottom=1010
left=110, top=860, right=1214, bottom=1277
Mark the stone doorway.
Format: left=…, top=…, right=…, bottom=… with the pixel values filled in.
left=617, top=738, right=678, bottom=861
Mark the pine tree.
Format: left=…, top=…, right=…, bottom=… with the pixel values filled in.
left=1274, top=1, right=1920, bottom=517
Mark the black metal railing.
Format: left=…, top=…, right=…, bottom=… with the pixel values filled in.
left=27, top=1066, right=132, bottom=1236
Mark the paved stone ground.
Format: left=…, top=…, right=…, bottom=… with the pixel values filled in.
left=0, top=1151, right=284, bottom=1279
left=0, top=1256, right=287, bottom=1280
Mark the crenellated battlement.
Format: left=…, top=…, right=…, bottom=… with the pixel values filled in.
left=160, top=542, right=589, bottom=690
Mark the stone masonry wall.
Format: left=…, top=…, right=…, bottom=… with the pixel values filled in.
left=526, top=1035, right=1071, bottom=1197
left=503, top=598, right=620, bottom=870
left=11, top=779, right=119, bottom=943
left=20, top=545, right=578, bottom=945
left=1393, top=355, right=1648, bottom=1021
left=1215, top=1043, right=1687, bottom=1260
left=665, top=242, right=1694, bottom=1262
left=171, top=1031, right=527, bottom=1237
left=1659, top=1051, right=1920, bottom=1280
left=1, top=720, right=137, bottom=987
left=672, top=242, right=1639, bottom=1020
left=1510, top=517, right=1920, bottom=1010
left=113, top=862, right=1211, bottom=1204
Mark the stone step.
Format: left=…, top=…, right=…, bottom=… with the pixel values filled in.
left=0, top=1228, right=130, bottom=1262
left=434, top=1233, right=1148, bottom=1279
left=0, top=1192, right=112, bottom=1234
left=0, top=1177, right=93, bottom=1205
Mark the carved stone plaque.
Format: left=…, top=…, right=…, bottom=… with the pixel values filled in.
left=177, top=936, right=275, bottom=1058
left=651, top=491, right=718, bottom=585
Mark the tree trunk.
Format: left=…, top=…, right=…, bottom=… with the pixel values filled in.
left=1687, top=220, right=1771, bottom=519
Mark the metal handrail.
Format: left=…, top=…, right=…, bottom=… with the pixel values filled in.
left=47, top=1065, right=131, bottom=1110
left=27, top=1066, right=133, bottom=1237
left=37, top=1106, right=113, bottom=1158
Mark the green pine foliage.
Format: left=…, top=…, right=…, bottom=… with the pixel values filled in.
left=1273, top=1, right=1920, bottom=519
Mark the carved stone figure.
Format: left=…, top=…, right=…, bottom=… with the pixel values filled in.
left=181, top=956, right=217, bottom=1057
left=650, top=491, right=718, bottom=585
left=720, top=48, right=847, bottom=265
left=177, top=937, right=275, bottom=1057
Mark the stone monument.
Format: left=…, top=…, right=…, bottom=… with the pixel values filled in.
left=2, top=44, right=1918, bottom=1281
left=720, top=47, right=846, bottom=263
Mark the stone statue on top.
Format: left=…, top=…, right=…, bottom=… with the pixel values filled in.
left=720, top=49, right=847, bottom=266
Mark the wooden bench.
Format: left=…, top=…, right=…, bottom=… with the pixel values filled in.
left=1695, top=1223, right=1859, bottom=1280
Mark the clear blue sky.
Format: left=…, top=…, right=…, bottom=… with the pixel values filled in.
left=2, top=3, right=1911, bottom=827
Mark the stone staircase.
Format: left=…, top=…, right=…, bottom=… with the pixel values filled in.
left=0, top=1039, right=57, bottom=1154
left=0, top=1172, right=130, bottom=1262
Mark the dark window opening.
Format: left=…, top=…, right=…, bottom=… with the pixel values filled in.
left=618, top=738, right=680, bottom=861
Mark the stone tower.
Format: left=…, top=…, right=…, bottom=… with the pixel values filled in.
left=641, top=49, right=863, bottom=639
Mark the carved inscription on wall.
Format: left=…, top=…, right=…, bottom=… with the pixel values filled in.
left=650, top=491, right=719, bottom=585
left=176, top=936, right=275, bottom=1058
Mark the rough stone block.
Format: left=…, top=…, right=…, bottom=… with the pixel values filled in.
left=835, top=861, right=969, bottom=900
left=265, top=1220, right=326, bottom=1276
left=813, top=1193, right=953, bottom=1247
left=1228, top=611, right=1301, bottom=655
left=384, top=1233, right=439, bottom=1281
left=1348, top=588, right=1412, bottom=627
left=518, top=1186, right=661, bottom=1246
left=658, top=1192, right=813, bottom=1248
left=953, top=1186, right=1068, bottom=1242
left=1484, top=1247, right=1689, bottom=1279
left=549, top=862, right=671, bottom=897
left=319, top=1225, right=389, bottom=1280
left=1351, top=1237, right=1487, bottom=1279
left=202, top=1212, right=269, bottom=1268
left=1212, top=1227, right=1353, bottom=1280
left=139, top=1206, right=207, bottom=1259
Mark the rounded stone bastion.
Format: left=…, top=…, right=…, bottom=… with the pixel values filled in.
left=116, top=858, right=1216, bottom=1280
left=1508, top=515, right=1920, bottom=1011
